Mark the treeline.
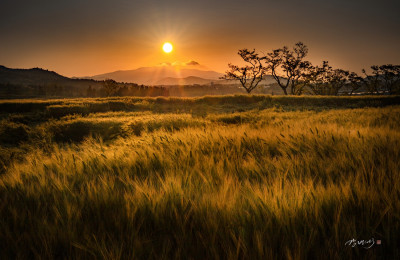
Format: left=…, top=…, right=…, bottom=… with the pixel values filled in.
left=0, top=80, right=169, bottom=99
left=87, top=79, right=169, bottom=97
left=0, top=66, right=170, bottom=98
left=223, top=42, right=400, bottom=95
left=0, top=83, right=89, bottom=98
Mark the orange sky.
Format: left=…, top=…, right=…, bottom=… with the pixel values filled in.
left=1, top=0, right=399, bottom=77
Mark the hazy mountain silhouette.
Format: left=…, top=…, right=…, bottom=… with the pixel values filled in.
left=1, top=64, right=284, bottom=87
left=0, top=65, right=105, bottom=87
left=0, top=65, right=70, bottom=85
left=85, top=62, right=224, bottom=85
left=0, top=65, right=288, bottom=98
left=0, top=65, right=175, bottom=98
left=0, top=65, right=105, bottom=98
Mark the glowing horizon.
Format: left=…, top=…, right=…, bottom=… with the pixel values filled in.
left=1, top=0, right=399, bottom=78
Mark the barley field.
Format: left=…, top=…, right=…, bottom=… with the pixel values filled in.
left=0, top=95, right=399, bottom=259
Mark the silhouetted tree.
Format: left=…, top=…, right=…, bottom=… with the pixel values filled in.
left=265, top=42, right=311, bottom=95
left=103, top=79, right=119, bottom=96
left=347, top=72, right=363, bottom=95
left=222, top=49, right=268, bottom=93
left=363, top=64, right=400, bottom=94
left=305, top=61, right=351, bottom=95
left=361, top=69, right=380, bottom=94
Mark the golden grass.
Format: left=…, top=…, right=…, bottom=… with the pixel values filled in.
left=0, top=96, right=399, bottom=259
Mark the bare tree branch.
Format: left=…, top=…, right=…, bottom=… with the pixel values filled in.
left=264, top=42, right=309, bottom=95
left=221, top=49, right=268, bottom=94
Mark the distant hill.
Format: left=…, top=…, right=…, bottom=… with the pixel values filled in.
left=0, top=65, right=288, bottom=98
left=0, top=65, right=107, bottom=98
left=86, top=62, right=224, bottom=85
left=0, top=65, right=101, bottom=87
left=0, top=65, right=169, bottom=98
left=0, top=65, right=68, bottom=85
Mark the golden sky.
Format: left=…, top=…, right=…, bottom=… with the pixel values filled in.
left=1, top=0, right=399, bottom=77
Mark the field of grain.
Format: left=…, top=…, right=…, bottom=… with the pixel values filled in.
left=0, top=95, right=399, bottom=259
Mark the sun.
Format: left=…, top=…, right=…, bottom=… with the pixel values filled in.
left=162, top=42, right=173, bottom=53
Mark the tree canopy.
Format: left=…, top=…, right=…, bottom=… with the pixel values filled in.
left=224, top=42, right=399, bottom=96
left=221, top=49, right=268, bottom=94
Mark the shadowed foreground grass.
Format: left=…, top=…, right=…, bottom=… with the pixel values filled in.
left=0, top=95, right=399, bottom=259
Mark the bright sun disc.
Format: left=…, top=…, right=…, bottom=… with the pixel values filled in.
left=163, top=42, right=173, bottom=53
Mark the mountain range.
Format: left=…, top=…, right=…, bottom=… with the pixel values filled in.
left=1, top=61, right=279, bottom=87
left=0, top=63, right=284, bottom=98
left=85, top=61, right=223, bottom=85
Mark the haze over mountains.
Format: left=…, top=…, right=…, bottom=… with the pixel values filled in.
left=0, top=63, right=284, bottom=98
left=1, top=60, right=279, bottom=88
left=85, top=61, right=224, bottom=85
